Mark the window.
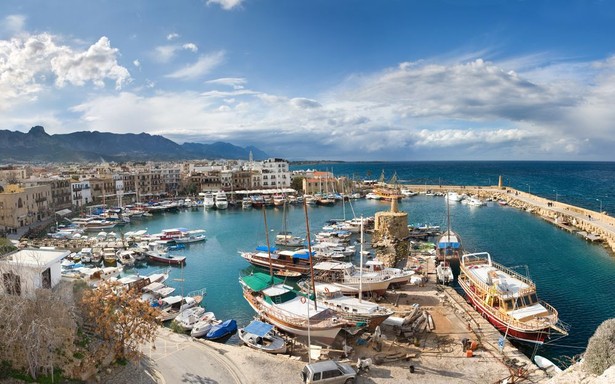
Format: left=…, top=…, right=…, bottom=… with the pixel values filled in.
left=322, top=370, right=342, bottom=379
left=42, top=268, right=51, bottom=289
left=313, top=372, right=321, bottom=381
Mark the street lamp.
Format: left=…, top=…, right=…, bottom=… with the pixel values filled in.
left=553, top=190, right=558, bottom=202
left=596, top=198, right=603, bottom=213
left=526, top=184, right=531, bottom=195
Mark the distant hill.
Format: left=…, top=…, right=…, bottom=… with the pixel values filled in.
left=0, top=126, right=269, bottom=162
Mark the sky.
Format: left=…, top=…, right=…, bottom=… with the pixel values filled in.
left=2, top=0, right=615, bottom=161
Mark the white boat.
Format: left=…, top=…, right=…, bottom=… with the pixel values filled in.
left=238, top=320, right=287, bottom=354
left=363, top=259, right=414, bottom=287
left=202, top=192, right=216, bottom=209
left=190, top=312, right=221, bottom=338
left=309, top=282, right=393, bottom=330
left=156, top=295, right=202, bottom=322
left=445, top=191, right=462, bottom=203
left=117, top=250, right=137, bottom=267
left=174, top=306, right=207, bottom=331
left=241, top=197, right=253, bottom=209
left=436, top=261, right=454, bottom=285
left=215, top=191, right=228, bottom=210
left=312, top=260, right=392, bottom=296
left=534, top=355, right=562, bottom=374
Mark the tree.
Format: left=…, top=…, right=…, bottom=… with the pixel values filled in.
left=291, top=176, right=304, bottom=194
left=80, top=279, right=159, bottom=361
left=583, top=318, right=615, bottom=375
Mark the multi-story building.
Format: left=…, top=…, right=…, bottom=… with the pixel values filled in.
left=0, top=184, right=51, bottom=231
left=70, top=181, right=92, bottom=209
left=254, top=158, right=291, bottom=189
left=25, top=178, right=72, bottom=212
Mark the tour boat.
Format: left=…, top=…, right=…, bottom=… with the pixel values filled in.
left=239, top=247, right=313, bottom=275
left=458, top=252, right=568, bottom=344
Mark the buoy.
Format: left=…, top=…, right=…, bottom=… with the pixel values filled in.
left=466, top=349, right=473, bottom=358
left=300, top=296, right=306, bottom=304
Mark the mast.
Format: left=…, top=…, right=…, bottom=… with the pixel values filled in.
left=359, top=216, right=364, bottom=303
left=303, top=198, right=317, bottom=311
left=262, top=205, right=274, bottom=279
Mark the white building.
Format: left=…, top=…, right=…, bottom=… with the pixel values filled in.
left=71, top=181, right=92, bottom=208
left=258, top=158, right=291, bottom=189
left=0, top=248, right=69, bottom=297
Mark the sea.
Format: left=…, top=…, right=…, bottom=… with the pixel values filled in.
left=122, top=161, right=615, bottom=367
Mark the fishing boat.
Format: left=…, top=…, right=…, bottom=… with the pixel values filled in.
left=239, top=272, right=352, bottom=346
left=205, top=319, right=237, bottom=340
left=238, top=320, right=287, bottom=354
left=155, top=295, right=202, bottom=322
left=363, top=259, right=414, bottom=287
left=458, top=252, right=568, bottom=344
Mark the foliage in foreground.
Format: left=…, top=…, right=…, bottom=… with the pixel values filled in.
left=80, top=279, right=159, bottom=361
left=583, top=318, right=615, bottom=376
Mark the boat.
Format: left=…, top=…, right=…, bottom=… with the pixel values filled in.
left=534, top=355, right=562, bottom=374
left=435, top=230, right=462, bottom=262
left=307, top=282, right=393, bottom=331
left=312, top=260, right=392, bottom=296
left=241, top=196, right=253, bottom=209
left=205, top=319, right=237, bottom=340
left=202, top=192, right=216, bottom=209
left=239, top=247, right=313, bottom=275
left=445, top=191, right=462, bottom=203
left=155, top=294, right=204, bottom=322
left=117, top=250, right=137, bottom=267
left=147, top=251, right=186, bottom=265
left=190, top=312, right=221, bottom=337
left=174, top=306, right=207, bottom=331
left=215, top=191, right=228, bottom=210
left=458, top=252, right=568, bottom=344
left=237, top=320, right=287, bottom=354
left=239, top=272, right=352, bottom=346
left=436, top=260, right=454, bottom=285
left=363, top=259, right=414, bottom=287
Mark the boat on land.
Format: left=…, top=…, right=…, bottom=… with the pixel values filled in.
left=436, top=260, right=454, bottom=285
left=239, top=272, right=353, bottom=346
left=205, top=318, right=237, bottom=340
left=534, top=355, right=562, bottom=374
left=435, top=230, right=462, bottom=262
left=458, top=252, right=568, bottom=344
left=238, top=320, right=287, bottom=354
left=305, top=282, right=394, bottom=331
left=312, top=260, right=392, bottom=296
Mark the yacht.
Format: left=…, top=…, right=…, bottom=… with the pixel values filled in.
left=215, top=191, right=228, bottom=210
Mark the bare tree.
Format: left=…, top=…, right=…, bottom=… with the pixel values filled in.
left=80, top=279, right=159, bottom=361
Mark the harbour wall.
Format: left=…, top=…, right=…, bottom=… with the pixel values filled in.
left=401, top=184, right=615, bottom=254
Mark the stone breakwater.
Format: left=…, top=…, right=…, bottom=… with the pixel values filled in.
left=402, top=184, right=615, bottom=254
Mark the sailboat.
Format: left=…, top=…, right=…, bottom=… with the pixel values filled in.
left=435, top=197, right=463, bottom=262
left=274, top=201, right=304, bottom=247
left=239, top=204, right=352, bottom=346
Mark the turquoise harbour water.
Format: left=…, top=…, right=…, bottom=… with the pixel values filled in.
left=124, top=161, right=615, bottom=366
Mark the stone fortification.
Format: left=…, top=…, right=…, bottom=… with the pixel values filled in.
left=371, top=198, right=410, bottom=267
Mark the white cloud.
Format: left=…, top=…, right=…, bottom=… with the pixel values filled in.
left=206, top=77, right=246, bottom=89
left=206, top=0, right=244, bottom=11
left=167, top=33, right=180, bottom=41
left=133, top=59, right=141, bottom=68
left=0, top=32, right=130, bottom=111
left=51, top=36, right=130, bottom=89
left=2, top=15, right=26, bottom=34
left=165, top=51, right=225, bottom=80
left=182, top=43, right=198, bottom=52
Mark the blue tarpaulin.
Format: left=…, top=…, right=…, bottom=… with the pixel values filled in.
left=256, top=245, right=277, bottom=252
left=438, top=241, right=461, bottom=249
left=244, top=320, right=274, bottom=337
left=292, top=252, right=311, bottom=259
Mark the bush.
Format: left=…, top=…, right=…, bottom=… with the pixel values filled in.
left=583, top=318, right=615, bottom=376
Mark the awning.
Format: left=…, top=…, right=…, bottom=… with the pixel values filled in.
left=244, top=320, right=274, bottom=337
left=55, top=209, right=72, bottom=216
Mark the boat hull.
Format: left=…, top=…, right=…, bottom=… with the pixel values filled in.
left=459, top=278, right=551, bottom=344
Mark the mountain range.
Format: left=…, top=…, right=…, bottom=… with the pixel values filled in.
left=0, top=126, right=268, bottom=163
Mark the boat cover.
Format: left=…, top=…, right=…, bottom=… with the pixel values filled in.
left=241, top=272, right=284, bottom=292
left=438, top=241, right=461, bottom=248
left=256, top=245, right=278, bottom=252
left=244, top=320, right=274, bottom=337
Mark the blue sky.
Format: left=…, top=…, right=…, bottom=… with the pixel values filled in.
left=2, top=0, right=615, bottom=161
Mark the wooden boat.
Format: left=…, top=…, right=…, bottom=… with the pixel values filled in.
left=435, top=230, right=462, bottom=262
left=312, top=260, right=392, bottom=296
left=239, top=272, right=352, bottom=346
left=238, top=320, right=287, bottom=354
left=459, top=252, right=568, bottom=344
left=205, top=319, right=237, bottom=340
left=239, top=247, right=312, bottom=275
left=146, top=250, right=186, bottom=265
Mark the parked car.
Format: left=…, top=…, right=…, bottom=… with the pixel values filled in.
left=300, top=360, right=356, bottom=384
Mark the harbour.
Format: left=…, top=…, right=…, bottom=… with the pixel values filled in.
left=16, top=181, right=615, bottom=375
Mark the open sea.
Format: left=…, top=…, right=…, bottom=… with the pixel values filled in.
left=124, top=161, right=615, bottom=367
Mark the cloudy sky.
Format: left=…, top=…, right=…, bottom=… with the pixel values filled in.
left=1, top=0, right=615, bottom=161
